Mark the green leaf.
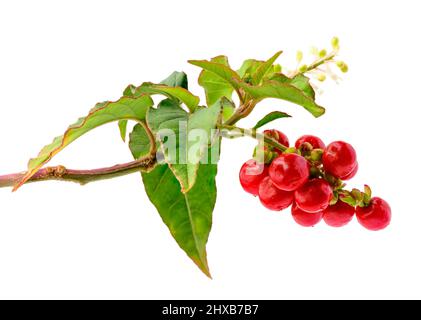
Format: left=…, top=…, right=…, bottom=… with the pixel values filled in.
left=289, top=74, right=316, bottom=100
left=118, top=120, right=128, bottom=142
left=14, top=95, right=154, bottom=190
left=129, top=123, right=153, bottom=159
left=134, top=82, right=200, bottom=112
left=253, top=111, right=291, bottom=129
left=123, top=84, right=136, bottom=97
left=270, top=73, right=316, bottom=100
left=196, top=56, right=234, bottom=106
left=118, top=72, right=190, bottom=143
left=237, top=59, right=262, bottom=79
left=220, top=97, right=235, bottom=122
left=188, top=59, right=241, bottom=91
left=117, top=84, right=139, bottom=142
left=236, top=79, right=325, bottom=117
left=252, top=50, right=283, bottom=85
left=238, top=56, right=281, bottom=83
left=142, top=162, right=217, bottom=277
left=146, top=100, right=221, bottom=192
left=160, top=71, right=188, bottom=89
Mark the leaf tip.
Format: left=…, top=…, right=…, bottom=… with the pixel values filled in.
left=274, top=50, right=283, bottom=59
left=314, top=107, right=326, bottom=118
left=193, top=257, right=212, bottom=279
left=187, top=59, right=201, bottom=66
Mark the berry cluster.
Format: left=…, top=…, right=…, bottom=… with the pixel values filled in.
left=239, top=130, right=391, bottom=231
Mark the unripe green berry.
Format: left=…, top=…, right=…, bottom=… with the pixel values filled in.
left=318, top=49, right=327, bottom=58
left=336, top=61, right=345, bottom=68
left=299, top=64, right=308, bottom=73
left=273, top=64, right=282, bottom=73
left=331, top=37, right=340, bottom=50
left=340, top=63, right=349, bottom=73
left=296, top=51, right=303, bottom=63
left=253, top=145, right=276, bottom=164
left=310, top=148, right=324, bottom=162
left=317, top=74, right=326, bottom=82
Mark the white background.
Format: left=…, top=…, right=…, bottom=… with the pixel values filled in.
left=0, top=0, right=420, bottom=299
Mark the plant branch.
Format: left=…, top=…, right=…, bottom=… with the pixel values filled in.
left=290, top=51, right=337, bottom=78
left=219, top=124, right=287, bottom=152
left=224, top=100, right=257, bottom=126
left=141, top=121, right=157, bottom=154
left=0, top=155, right=156, bottom=189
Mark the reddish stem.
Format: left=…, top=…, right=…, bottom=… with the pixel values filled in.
left=0, top=155, right=156, bottom=189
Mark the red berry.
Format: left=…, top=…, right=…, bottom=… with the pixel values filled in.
left=258, top=177, right=294, bottom=211
left=356, top=197, right=391, bottom=231
left=295, top=135, right=326, bottom=150
left=341, top=162, right=358, bottom=180
left=291, top=202, right=323, bottom=227
left=294, top=179, right=333, bottom=213
left=239, top=159, right=268, bottom=196
left=264, top=129, right=289, bottom=154
left=322, top=141, right=357, bottom=179
left=269, top=153, right=310, bottom=191
left=323, top=200, right=355, bottom=227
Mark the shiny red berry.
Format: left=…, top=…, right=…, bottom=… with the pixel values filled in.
left=356, top=197, right=391, bottom=231
left=295, top=135, right=326, bottom=150
left=269, top=153, right=310, bottom=191
left=258, top=177, right=294, bottom=211
left=294, top=179, right=333, bottom=213
left=291, top=202, right=323, bottom=227
left=322, top=141, right=357, bottom=179
left=264, top=129, right=289, bottom=154
left=239, top=159, right=268, bottom=196
left=341, top=162, right=358, bottom=180
left=323, top=200, right=355, bottom=227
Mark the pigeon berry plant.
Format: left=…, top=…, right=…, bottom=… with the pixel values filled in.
left=0, top=38, right=391, bottom=277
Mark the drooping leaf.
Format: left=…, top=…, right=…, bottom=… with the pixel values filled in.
left=14, top=95, right=154, bottom=190
left=133, top=82, right=199, bottom=112
left=129, top=123, right=153, bottom=159
left=188, top=59, right=241, bottom=91
left=252, top=50, right=283, bottom=85
left=270, top=73, right=316, bottom=100
left=236, top=79, right=325, bottom=117
left=146, top=99, right=221, bottom=192
left=117, top=84, right=138, bottom=141
left=160, top=71, right=189, bottom=89
left=196, top=56, right=234, bottom=106
left=118, top=120, right=128, bottom=142
left=253, top=111, right=291, bottom=129
left=126, top=87, right=219, bottom=276
left=142, top=161, right=218, bottom=277
left=289, top=74, right=316, bottom=100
